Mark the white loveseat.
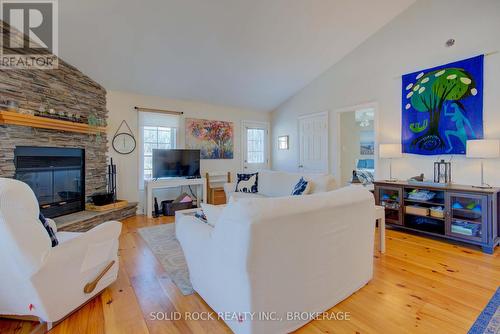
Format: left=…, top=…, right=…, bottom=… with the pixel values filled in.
left=176, top=186, right=375, bottom=334
left=224, top=170, right=337, bottom=200
left=0, top=178, right=121, bottom=324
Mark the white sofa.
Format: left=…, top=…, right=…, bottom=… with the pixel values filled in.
left=0, top=178, right=121, bottom=325
left=224, top=170, right=337, bottom=200
left=176, top=186, right=375, bottom=334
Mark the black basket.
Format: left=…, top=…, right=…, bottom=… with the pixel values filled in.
left=161, top=200, right=193, bottom=216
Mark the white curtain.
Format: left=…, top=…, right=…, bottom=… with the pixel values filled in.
left=138, top=111, right=180, bottom=128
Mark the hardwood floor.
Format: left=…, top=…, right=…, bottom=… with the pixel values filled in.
left=1, top=215, right=499, bottom=334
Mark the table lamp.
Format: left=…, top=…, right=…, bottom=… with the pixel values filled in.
left=466, top=139, right=499, bottom=188
left=379, top=143, right=402, bottom=182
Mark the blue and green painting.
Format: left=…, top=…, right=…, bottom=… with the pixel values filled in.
left=402, top=55, right=483, bottom=155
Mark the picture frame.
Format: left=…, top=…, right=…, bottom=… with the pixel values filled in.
left=278, top=135, right=289, bottom=150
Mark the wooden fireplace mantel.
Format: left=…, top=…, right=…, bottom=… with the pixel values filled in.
left=0, top=110, right=106, bottom=134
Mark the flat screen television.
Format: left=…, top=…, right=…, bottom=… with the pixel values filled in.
left=152, top=149, right=201, bottom=178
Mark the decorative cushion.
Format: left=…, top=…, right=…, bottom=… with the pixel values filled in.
left=356, top=169, right=374, bottom=185
left=235, top=173, right=258, bottom=193
left=291, top=177, right=311, bottom=196
left=38, top=213, right=58, bottom=247
left=201, top=203, right=224, bottom=227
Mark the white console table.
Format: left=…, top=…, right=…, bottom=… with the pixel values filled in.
left=145, top=177, right=207, bottom=218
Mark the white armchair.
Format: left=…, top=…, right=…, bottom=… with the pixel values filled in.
left=0, top=178, right=121, bottom=325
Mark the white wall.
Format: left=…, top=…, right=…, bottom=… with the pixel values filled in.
left=107, top=91, right=270, bottom=212
left=271, top=0, right=500, bottom=186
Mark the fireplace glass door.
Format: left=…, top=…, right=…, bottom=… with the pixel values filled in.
left=15, top=146, right=85, bottom=218
left=17, top=168, right=82, bottom=206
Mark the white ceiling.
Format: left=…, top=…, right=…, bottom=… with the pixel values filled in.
left=59, top=0, right=416, bottom=112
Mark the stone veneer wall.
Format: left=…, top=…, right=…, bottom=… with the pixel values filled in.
left=0, top=21, right=108, bottom=197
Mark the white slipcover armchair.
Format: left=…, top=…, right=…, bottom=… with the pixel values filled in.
left=0, top=178, right=121, bottom=325
left=176, top=186, right=375, bottom=334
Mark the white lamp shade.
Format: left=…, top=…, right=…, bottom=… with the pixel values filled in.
left=379, top=144, right=402, bottom=158
left=466, top=140, right=500, bottom=159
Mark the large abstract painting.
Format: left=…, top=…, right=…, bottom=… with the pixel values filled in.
left=185, top=118, right=234, bottom=159
left=402, top=55, right=484, bottom=155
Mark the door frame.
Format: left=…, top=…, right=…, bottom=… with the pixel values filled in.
left=335, top=101, right=379, bottom=187
left=297, top=111, right=329, bottom=173
left=240, top=120, right=271, bottom=171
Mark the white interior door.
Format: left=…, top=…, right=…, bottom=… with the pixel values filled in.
left=242, top=121, right=269, bottom=172
left=298, top=113, right=329, bottom=173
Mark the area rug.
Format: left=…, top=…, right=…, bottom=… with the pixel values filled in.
left=468, top=287, right=500, bottom=334
left=138, top=224, right=194, bottom=295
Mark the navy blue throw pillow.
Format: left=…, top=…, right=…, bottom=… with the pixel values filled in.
left=291, top=177, right=309, bottom=196
left=39, top=213, right=58, bottom=247
left=236, top=173, right=258, bottom=193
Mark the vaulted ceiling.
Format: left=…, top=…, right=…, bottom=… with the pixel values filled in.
left=59, top=0, right=416, bottom=111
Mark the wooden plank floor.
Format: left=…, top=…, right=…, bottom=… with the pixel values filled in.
left=1, top=215, right=498, bottom=334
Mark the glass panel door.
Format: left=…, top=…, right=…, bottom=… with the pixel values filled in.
left=16, top=170, right=54, bottom=205
left=378, top=186, right=402, bottom=225
left=242, top=121, right=269, bottom=172
left=53, top=168, right=82, bottom=203
left=446, top=192, right=487, bottom=242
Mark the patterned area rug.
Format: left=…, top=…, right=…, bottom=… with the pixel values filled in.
left=138, top=224, right=194, bottom=295
left=468, top=287, right=500, bottom=334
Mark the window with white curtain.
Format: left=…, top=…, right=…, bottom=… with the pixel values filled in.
left=139, top=112, right=179, bottom=184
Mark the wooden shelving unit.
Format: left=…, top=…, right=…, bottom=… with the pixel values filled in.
left=374, top=180, right=500, bottom=254
left=0, top=110, right=106, bottom=134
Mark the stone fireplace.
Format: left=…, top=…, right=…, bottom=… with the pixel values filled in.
left=0, top=23, right=108, bottom=218
left=0, top=20, right=137, bottom=231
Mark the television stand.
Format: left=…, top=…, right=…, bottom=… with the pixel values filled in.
left=145, top=177, right=207, bottom=218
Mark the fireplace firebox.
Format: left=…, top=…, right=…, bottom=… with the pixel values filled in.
left=14, top=146, right=85, bottom=218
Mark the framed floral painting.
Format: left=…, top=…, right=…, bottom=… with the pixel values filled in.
left=185, top=118, right=234, bottom=159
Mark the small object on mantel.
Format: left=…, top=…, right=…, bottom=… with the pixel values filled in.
left=6, top=100, right=19, bottom=112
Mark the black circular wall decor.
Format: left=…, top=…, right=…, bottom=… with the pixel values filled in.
left=112, top=120, right=136, bottom=154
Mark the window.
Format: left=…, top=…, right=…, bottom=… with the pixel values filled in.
left=142, top=126, right=177, bottom=179
left=246, top=128, right=265, bottom=163
left=138, top=111, right=179, bottom=184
